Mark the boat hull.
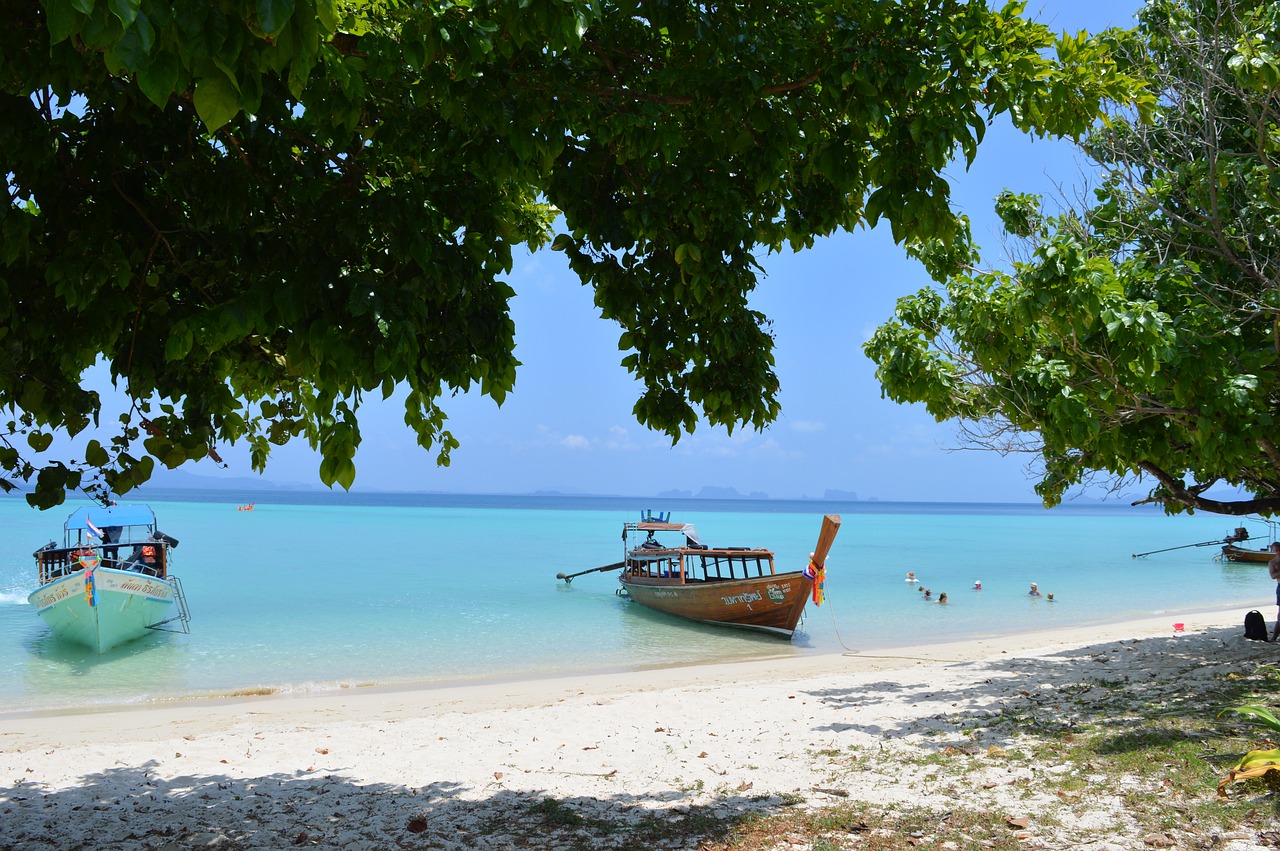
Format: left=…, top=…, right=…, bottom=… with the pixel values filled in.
left=620, top=570, right=813, bottom=638
left=28, top=567, right=177, bottom=654
left=1222, top=545, right=1272, bottom=563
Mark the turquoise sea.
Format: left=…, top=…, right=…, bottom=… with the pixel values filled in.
left=0, top=491, right=1271, bottom=715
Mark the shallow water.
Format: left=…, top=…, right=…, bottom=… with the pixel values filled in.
left=0, top=492, right=1267, bottom=713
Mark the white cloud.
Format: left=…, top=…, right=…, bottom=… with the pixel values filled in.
left=790, top=420, right=826, bottom=433
left=860, top=425, right=944, bottom=459
left=665, top=428, right=805, bottom=461
left=561, top=434, right=590, bottom=450
left=602, top=425, right=642, bottom=452
left=748, top=438, right=803, bottom=460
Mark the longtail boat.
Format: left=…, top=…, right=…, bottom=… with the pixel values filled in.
left=1221, top=544, right=1274, bottom=563
left=585, top=512, right=840, bottom=638
left=1133, top=526, right=1261, bottom=560
left=28, top=504, right=190, bottom=653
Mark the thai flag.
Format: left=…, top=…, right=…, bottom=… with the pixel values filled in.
left=86, top=516, right=104, bottom=541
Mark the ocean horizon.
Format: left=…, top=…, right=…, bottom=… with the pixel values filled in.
left=0, top=490, right=1271, bottom=715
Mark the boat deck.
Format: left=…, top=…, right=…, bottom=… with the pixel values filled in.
left=35, top=543, right=169, bottom=583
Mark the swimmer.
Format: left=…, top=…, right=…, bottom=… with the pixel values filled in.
left=1047, top=593, right=1055, bottom=602
left=905, top=571, right=917, bottom=583
left=1029, top=582, right=1041, bottom=597
left=923, top=588, right=933, bottom=601
left=973, top=580, right=982, bottom=590
left=938, top=592, right=949, bottom=604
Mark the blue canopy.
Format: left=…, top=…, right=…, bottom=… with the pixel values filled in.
left=64, top=504, right=157, bottom=532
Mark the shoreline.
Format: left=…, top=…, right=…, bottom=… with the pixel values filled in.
left=0, top=605, right=1255, bottom=734
left=4, top=607, right=1279, bottom=849
left=0, top=600, right=1259, bottom=723
left=3, top=496, right=1266, bottom=732
left=0, top=600, right=1258, bottom=723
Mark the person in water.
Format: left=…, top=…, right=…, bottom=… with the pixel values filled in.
left=938, top=592, right=949, bottom=604
left=905, top=571, right=917, bottom=583
left=1047, top=593, right=1055, bottom=602
left=923, top=588, right=933, bottom=601
left=973, top=580, right=982, bottom=590
left=1029, top=583, right=1041, bottom=597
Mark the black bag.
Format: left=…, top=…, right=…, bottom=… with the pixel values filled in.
left=1245, top=610, right=1269, bottom=641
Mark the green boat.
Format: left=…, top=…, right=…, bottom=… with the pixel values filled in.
left=28, top=504, right=189, bottom=654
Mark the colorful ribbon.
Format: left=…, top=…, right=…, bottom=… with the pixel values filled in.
left=804, top=557, right=826, bottom=607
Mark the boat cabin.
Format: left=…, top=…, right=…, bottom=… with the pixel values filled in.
left=33, top=504, right=179, bottom=583
left=623, top=514, right=776, bottom=583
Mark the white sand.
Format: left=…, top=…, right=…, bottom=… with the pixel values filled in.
left=2, top=609, right=1278, bottom=849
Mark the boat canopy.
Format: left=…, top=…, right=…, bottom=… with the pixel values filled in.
left=629, top=520, right=702, bottom=547
left=64, top=504, right=157, bottom=532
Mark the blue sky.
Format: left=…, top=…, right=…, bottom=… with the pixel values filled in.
left=157, top=0, right=1145, bottom=502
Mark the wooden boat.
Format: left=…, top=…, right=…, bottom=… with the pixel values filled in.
left=28, top=504, right=189, bottom=653
left=1134, top=526, right=1266, bottom=561
left=1221, top=544, right=1275, bottom=563
left=615, top=512, right=840, bottom=638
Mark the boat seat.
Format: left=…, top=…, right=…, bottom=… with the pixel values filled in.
left=123, top=544, right=161, bottom=575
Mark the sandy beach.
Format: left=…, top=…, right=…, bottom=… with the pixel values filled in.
left=4, top=608, right=1280, bottom=850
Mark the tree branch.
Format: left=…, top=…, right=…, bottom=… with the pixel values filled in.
left=585, top=85, right=694, bottom=105
left=585, top=71, right=823, bottom=107
left=1135, top=461, right=1280, bottom=515
left=761, top=72, right=822, bottom=96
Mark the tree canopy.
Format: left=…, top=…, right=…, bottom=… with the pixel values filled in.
left=865, top=0, right=1280, bottom=516
left=2, top=0, right=1141, bottom=508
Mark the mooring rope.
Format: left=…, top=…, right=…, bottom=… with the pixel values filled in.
left=822, top=578, right=860, bottom=653
left=824, top=580, right=975, bottom=664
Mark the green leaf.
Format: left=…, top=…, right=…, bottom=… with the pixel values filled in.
left=256, top=0, right=295, bottom=37
left=114, top=11, right=155, bottom=71
left=45, top=0, right=80, bottom=43
left=28, top=432, right=53, bottom=453
left=108, top=0, right=139, bottom=27
left=131, top=455, right=156, bottom=488
left=1221, top=705, right=1280, bottom=735
left=334, top=457, right=356, bottom=490
left=164, top=324, right=193, bottom=361
left=137, top=51, right=180, bottom=109
left=1235, top=748, right=1280, bottom=772
left=314, top=0, right=337, bottom=32
left=84, top=439, right=109, bottom=467
left=319, top=454, right=337, bottom=487
left=194, top=72, right=240, bottom=132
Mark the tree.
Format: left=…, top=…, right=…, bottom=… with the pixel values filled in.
left=2, top=0, right=1140, bottom=508
left=865, top=0, right=1280, bottom=516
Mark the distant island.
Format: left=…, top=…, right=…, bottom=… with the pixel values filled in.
left=134, top=472, right=867, bottom=503
left=656, top=486, right=770, bottom=500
